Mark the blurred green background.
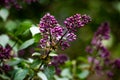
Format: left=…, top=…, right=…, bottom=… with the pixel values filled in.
left=0, top=0, right=120, bottom=59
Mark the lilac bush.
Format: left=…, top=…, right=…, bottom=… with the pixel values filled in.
left=0, top=12, right=119, bottom=80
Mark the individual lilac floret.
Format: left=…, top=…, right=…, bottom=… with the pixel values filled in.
left=64, top=14, right=91, bottom=31
left=0, top=45, right=12, bottom=60
left=85, top=46, right=94, bottom=54
left=39, top=13, right=58, bottom=33
left=66, top=32, right=76, bottom=42
left=60, top=41, right=70, bottom=50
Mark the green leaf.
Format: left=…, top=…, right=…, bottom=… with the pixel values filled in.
left=5, top=20, right=17, bottom=31
left=15, top=20, right=32, bottom=35
left=32, top=52, right=41, bottom=57
left=33, top=33, right=42, bottom=43
left=54, top=75, right=69, bottom=80
left=0, top=74, right=10, bottom=80
left=79, top=64, right=90, bottom=69
left=0, top=8, right=9, bottom=21
left=78, top=70, right=89, bottom=79
left=77, top=57, right=88, bottom=63
left=6, top=58, right=23, bottom=66
left=37, top=71, right=48, bottom=80
left=30, top=59, right=41, bottom=69
left=19, top=39, right=34, bottom=50
left=13, top=68, right=28, bottom=80
left=0, top=34, right=9, bottom=47
left=61, top=68, right=72, bottom=79
left=49, top=51, right=57, bottom=56
left=44, top=66, right=55, bottom=80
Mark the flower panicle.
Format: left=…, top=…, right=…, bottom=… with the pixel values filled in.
left=39, top=13, right=91, bottom=50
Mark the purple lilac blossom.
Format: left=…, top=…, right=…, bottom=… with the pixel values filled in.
left=66, top=32, right=76, bottom=42
left=99, top=46, right=110, bottom=58
left=91, top=22, right=110, bottom=46
left=0, top=45, right=12, bottom=60
left=85, top=46, right=94, bottom=54
left=64, top=14, right=91, bottom=32
left=114, top=59, right=120, bottom=69
left=39, top=13, right=91, bottom=50
left=1, top=0, right=38, bottom=9
left=85, top=22, right=112, bottom=77
left=39, top=13, right=62, bottom=49
left=60, top=41, right=70, bottom=50
left=51, top=25, right=64, bottom=39
left=2, top=64, right=12, bottom=71
left=51, top=54, right=68, bottom=75
left=55, top=67, right=61, bottom=75
left=107, top=71, right=114, bottom=77
left=39, top=13, right=58, bottom=33
left=51, top=54, right=68, bottom=66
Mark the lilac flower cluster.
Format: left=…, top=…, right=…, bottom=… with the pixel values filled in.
left=64, top=14, right=91, bottom=32
left=39, top=13, right=91, bottom=50
left=0, top=0, right=38, bottom=9
left=86, top=22, right=120, bottom=78
left=91, top=22, right=110, bottom=46
left=51, top=54, right=68, bottom=75
left=86, top=22, right=110, bottom=56
left=0, top=45, right=12, bottom=60
left=2, top=64, right=12, bottom=72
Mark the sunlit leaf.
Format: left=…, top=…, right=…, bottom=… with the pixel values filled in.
left=0, top=74, right=10, bottom=80
left=5, top=20, right=17, bottom=31
left=78, top=70, right=89, bottom=79
left=30, top=25, right=40, bottom=36
left=6, top=58, right=23, bottom=66
left=32, top=52, right=41, bottom=57
left=30, top=59, right=41, bottom=69
left=37, top=71, right=48, bottom=80
left=44, top=66, right=55, bottom=80
left=0, top=8, right=9, bottom=21
left=54, top=75, right=69, bottom=80
left=0, top=34, right=9, bottom=47
left=61, top=68, right=72, bottom=79
left=13, top=68, right=28, bottom=80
